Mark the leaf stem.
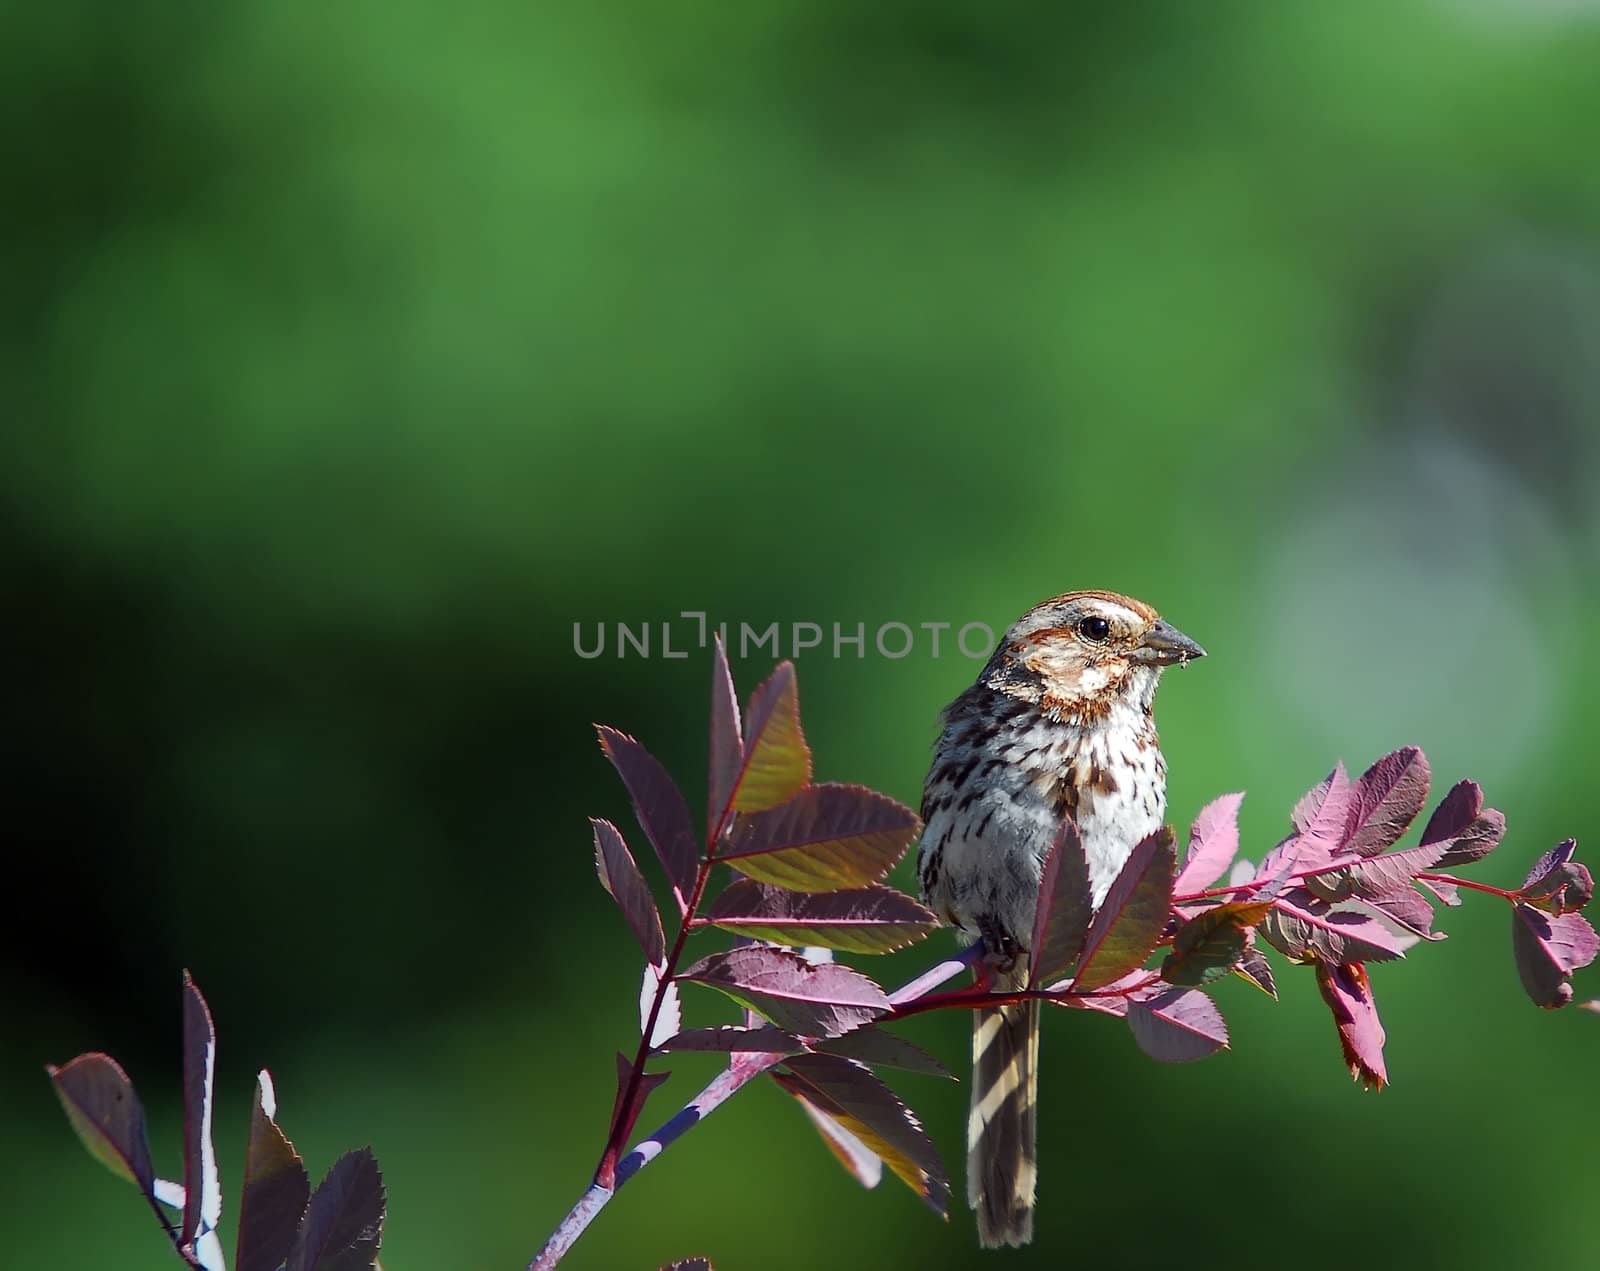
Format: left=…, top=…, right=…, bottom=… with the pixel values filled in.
left=884, top=972, right=1162, bottom=1021
left=1171, top=854, right=1509, bottom=907
left=1415, top=871, right=1519, bottom=902
left=598, top=850, right=717, bottom=1186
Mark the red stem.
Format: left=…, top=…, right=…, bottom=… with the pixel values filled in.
left=1415, top=871, right=1519, bottom=901
left=595, top=805, right=733, bottom=1186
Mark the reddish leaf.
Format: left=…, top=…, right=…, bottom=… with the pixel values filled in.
left=47, top=1052, right=158, bottom=1195
left=772, top=1054, right=950, bottom=1214
left=1343, top=748, right=1430, bottom=857
left=1175, top=793, right=1245, bottom=893
left=655, top=1025, right=803, bottom=1054
left=1291, top=763, right=1353, bottom=847
left=1260, top=889, right=1409, bottom=965
left=1419, top=876, right=1461, bottom=907
left=180, top=973, right=222, bottom=1266
left=596, top=726, right=699, bottom=910
left=815, top=1027, right=954, bottom=1079
left=1315, top=962, right=1387, bottom=1090
left=1304, top=842, right=1450, bottom=905
left=707, top=880, right=937, bottom=953
left=1347, top=842, right=1450, bottom=899
left=1233, top=940, right=1278, bottom=998
left=1512, top=903, right=1599, bottom=1009
left=1161, top=899, right=1272, bottom=987
left=1420, top=780, right=1506, bottom=868
left=1362, top=888, right=1444, bottom=943
left=284, top=1149, right=385, bottom=1271
left=592, top=819, right=666, bottom=965
left=1073, top=828, right=1176, bottom=991
left=1029, top=819, right=1093, bottom=986
left=236, top=1071, right=311, bottom=1271
left=680, top=946, right=889, bottom=1038
left=788, top=1091, right=884, bottom=1189
left=1256, top=832, right=1334, bottom=897
left=720, top=784, right=920, bottom=892
left=726, top=662, right=811, bottom=816
left=708, top=636, right=744, bottom=836
left=1058, top=991, right=1132, bottom=1017
left=1518, top=840, right=1593, bottom=916
left=609, top=1053, right=672, bottom=1147
left=1126, top=987, right=1228, bottom=1062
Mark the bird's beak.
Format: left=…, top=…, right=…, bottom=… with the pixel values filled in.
left=1135, top=619, right=1207, bottom=667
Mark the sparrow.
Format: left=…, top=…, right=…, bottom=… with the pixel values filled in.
left=917, top=591, right=1205, bottom=1246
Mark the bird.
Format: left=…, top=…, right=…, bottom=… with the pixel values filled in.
left=917, top=590, right=1205, bottom=1247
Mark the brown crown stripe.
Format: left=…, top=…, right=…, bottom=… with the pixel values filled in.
left=1032, top=589, right=1159, bottom=621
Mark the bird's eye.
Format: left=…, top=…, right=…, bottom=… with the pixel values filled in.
left=1077, top=616, right=1112, bottom=643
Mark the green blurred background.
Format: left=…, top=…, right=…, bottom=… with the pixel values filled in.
left=6, top=1, right=1599, bottom=1267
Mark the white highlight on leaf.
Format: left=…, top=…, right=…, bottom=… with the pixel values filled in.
left=192, top=1227, right=227, bottom=1271
left=1229, top=858, right=1256, bottom=888
left=154, top=1178, right=186, bottom=1210
left=800, top=1100, right=883, bottom=1189
left=257, top=1069, right=278, bottom=1120
left=640, top=962, right=680, bottom=1049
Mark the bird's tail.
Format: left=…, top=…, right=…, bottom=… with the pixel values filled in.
left=967, top=962, right=1038, bottom=1248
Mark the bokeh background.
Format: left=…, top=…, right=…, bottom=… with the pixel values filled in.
left=6, top=2, right=1599, bottom=1267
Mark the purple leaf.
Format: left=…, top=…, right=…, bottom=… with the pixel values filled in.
left=1362, top=888, right=1444, bottom=943
left=1518, top=840, right=1593, bottom=916
left=795, top=1094, right=884, bottom=1190
left=662, top=1260, right=715, bottom=1271
left=707, top=880, right=937, bottom=954
left=1233, top=939, right=1278, bottom=999
left=1058, top=991, right=1132, bottom=1017
left=236, top=1071, right=311, bottom=1271
left=772, top=1054, right=950, bottom=1214
left=655, top=1025, right=803, bottom=1054
left=1346, top=842, right=1450, bottom=899
left=180, top=972, right=222, bottom=1267
left=1256, top=832, right=1336, bottom=897
left=597, top=726, right=699, bottom=911
left=1420, top=780, right=1506, bottom=868
left=1174, top=792, right=1245, bottom=893
left=592, top=818, right=667, bottom=965
left=815, top=1027, right=954, bottom=1079
left=1160, top=899, right=1273, bottom=987
left=723, top=662, right=812, bottom=817
left=1419, top=877, right=1461, bottom=909
left=719, top=784, right=920, bottom=892
left=707, top=633, right=742, bottom=832
left=708, top=635, right=744, bottom=836
left=1073, top=828, right=1177, bottom=991
left=1315, top=962, right=1387, bottom=1090
left=1512, top=903, right=1599, bottom=1009
left=1126, top=986, right=1228, bottom=1063
left=1260, top=889, right=1409, bottom=964
left=284, top=1149, right=385, bottom=1271
left=1291, top=763, right=1353, bottom=847
left=609, top=1053, right=672, bottom=1146
left=680, top=946, right=889, bottom=1038
left=47, top=1052, right=159, bottom=1196
left=1343, top=748, right=1430, bottom=857
left=1028, top=819, right=1094, bottom=986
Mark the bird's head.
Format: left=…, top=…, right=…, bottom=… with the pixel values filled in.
left=983, top=590, right=1206, bottom=721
